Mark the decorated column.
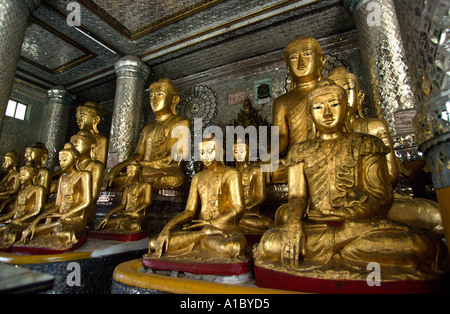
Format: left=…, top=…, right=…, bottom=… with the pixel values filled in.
left=106, top=55, right=150, bottom=170
left=41, top=86, right=76, bottom=169
left=0, top=0, right=41, bottom=134
left=342, top=0, right=420, bottom=160
left=395, top=0, right=450, bottom=254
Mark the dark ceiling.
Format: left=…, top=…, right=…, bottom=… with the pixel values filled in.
left=16, top=0, right=356, bottom=103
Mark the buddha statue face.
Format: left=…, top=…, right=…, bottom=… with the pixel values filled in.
left=19, top=167, right=35, bottom=185
left=24, top=146, right=48, bottom=168
left=76, top=102, right=102, bottom=133
left=149, top=80, right=180, bottom=115
left=233, top=143, right=248, bottom=163
left=70, top=130, right=95, bottom=158
left=126, top=163, right=141, bottom=181
left=328, top=68, right=365, bottom=117
left=309, top=81, right=348, bottom=135
left=285, top=37, right=325, bottom=81
left=59, top=150, right=77, bottom=172
left=199, top=138, right=221, bottom=168
left=2, top=156, right=15, bottom=172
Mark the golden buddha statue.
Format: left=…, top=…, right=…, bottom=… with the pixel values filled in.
left=234, top=142, right=272, bottom=234
left=271, top=36, right=326, bottom=183
left=0, top=166, right=46, bottom=249
left=254, top=80, right=443, bottom=280
left=146, top=135, right=247, bottom=260
left=97, top=161, right=152, bottom=234
left=70, top=129, right=105, bottom=226
left=328, top=67, right=399, bottom=185
left=19, top=143, right=92, bottom=250
left=76, top=101, right=109, bottom=166
left=103, top=78, right=191, bottom=190
left=329, top=67, right=443, bottom=233
left=0, top=152, right=21, bottom=212
left=24, top=142, right=51, bottom=195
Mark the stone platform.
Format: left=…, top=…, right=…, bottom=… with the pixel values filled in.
left=111, top=259, right=299, bottom=294
left=0, top=237, right=150, bottom=293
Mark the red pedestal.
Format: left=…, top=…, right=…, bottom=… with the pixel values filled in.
left=11, top=236, right=88, bottom=255
left=88, top=231, right=148, bottom=242
left=254, top=265, right=446, bottom=294
left=142, top=256, right=252, bottom=276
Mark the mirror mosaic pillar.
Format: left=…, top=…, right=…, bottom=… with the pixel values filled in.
left=0, top=0, right=41, bottom=134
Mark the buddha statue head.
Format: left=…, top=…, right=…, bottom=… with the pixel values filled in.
left=328, top=67, right=365, bottom=118
left=285, top=36, right=326, bottom=86
left=199, top=135, right=224, bottom=168
left=149, top=78, right=180, bottom=116
left=18, top=165, right=38, bottom=186
left=70, top=129, right=96, bottom=160
left=58, top=143, right=80, bottom=173
left=307, top=79, right=349, bottom=137
left=24, top=142, right=48, bottom=169
left=233, top=141, right=249, bottom=164
left=126, top=160, right=142, bottom=182
left=2, top=151, right=20, bottom=172
left=76, top=101, right=103, bottom=135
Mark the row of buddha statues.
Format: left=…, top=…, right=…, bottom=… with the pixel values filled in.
left=0, top=36, right=446, bottom=280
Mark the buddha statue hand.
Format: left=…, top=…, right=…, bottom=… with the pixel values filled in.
left=19, top=224, right=36, bottom=243
left=153, top=226, right=171, bottom=257
left=280, top=222, right=306, bottom=268
left=102, top=169, right=118, bottom=190
left=97, top=217, right=108, bottom=230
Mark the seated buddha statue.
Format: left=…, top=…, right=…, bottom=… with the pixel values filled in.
left=24, top=142, right=51, bottom=195
left=76, top=101, right=109, bottom=166
left=70, top=129, right=105, bottom=226
left=328, top=67, right=443, bottom=233
left=147, top=135, right=247, bottom=260
left=270, top=36, right=325, bottom=183
left=97, top=161, right=152, bottom=234
left=234, top=142, right=272, bottom=234
left=0, top=165, right=46, bottom=249
left=103, top=78, right=191, bottom=190
left=254, top=80, right=443, bottom=280
left=0, top=152, right=21, bottom=213
left=19, top=143, right=92, bottom=250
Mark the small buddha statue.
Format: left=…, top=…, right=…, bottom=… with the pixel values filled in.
left=147, top=135, right=247, bottom=260
left=0, top=165, right=46, bottom=249
left=76, top=101, right=109, bottom=166
left=70, top=129, right=105, bottom=226
left=103, top=78, right=191, bottom=190
left=0, top=152, right=21, bottom=213
left=24, top=142, right=51, bottom=195
left=97, top=161, right=152, bottom=234
left=254, top=80, right=443, bottom=280
left=234, top=142, right=272, bottom=234
left=19, top=143, right=92, bottom=250
left=271, top=36, right=326, bottom=183
left=329, top=67, right=443, bottom=233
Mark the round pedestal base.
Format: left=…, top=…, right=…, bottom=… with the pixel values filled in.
left=254, top=264, right=448, bottom=294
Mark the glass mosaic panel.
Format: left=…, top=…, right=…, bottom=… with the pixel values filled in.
left=81, top=0, right=222, bottom=37
left=20, top=22, right=89, bottom=72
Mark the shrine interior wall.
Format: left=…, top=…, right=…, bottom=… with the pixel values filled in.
left=0, top=80, right=47, bottom=171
